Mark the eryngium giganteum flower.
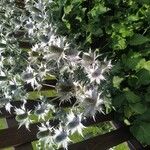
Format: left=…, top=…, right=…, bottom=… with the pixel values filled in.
left=0, top=0, right=112, bottom=149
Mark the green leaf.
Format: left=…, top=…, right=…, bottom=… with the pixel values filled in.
left=64, top=5, right=73, bottom=14
left=89, top=3, right=109, bottom=18
left=129, top=102, right=147, bottom=114
left=136, top=60, right=150, bottom=71
left=112, top=94, right=126, bottom=108
left=124, top=106, right=134, bottom=118
left=128, top=76, right=139, bottom=88
left=122, top=51, right=142, bottom=70
left=130, top=122, right=150, bottom=145
left=111, top=35, right=127, bottom=50
left=128, top=34, right=150, bottom=45
left=143, top=61, right=150, bottom=71
left=124, top=90, right=141, bottom=103
left=113, top=76, right=124, bottom=89
left=136, top=69, right=150, bottom=85
left=138, top=109, right=150, bottom=122
left=145, top=93, right=150, bottom=102
left=138, top=0, right=150, bottom=4
left=87, top=23, right=103, bottom=36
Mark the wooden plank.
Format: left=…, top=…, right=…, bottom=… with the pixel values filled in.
left=6, top=117, right=33, bottom=150
left=24, top=79, right=57, bottom=92
left=60, top=127, right=132, bottom=150
left=0, top=97, right=76, bottom=118
left=112, top=121, right=145, bottom=150
left=6, top=117, right=18, bottom=128
left=15, top=142, right=33, bottom=150
left=0, top=100, right=40, bottom=118
left=0, top=113, right=113, bottom=148
left=0, top=120, right=59, bottom=148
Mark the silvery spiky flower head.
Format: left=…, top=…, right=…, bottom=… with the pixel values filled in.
left=54, top=125, right=71, bottom=150
left=22, top=65, right=39, bottom=88
left=86, top=64, right=106, bottom=84
left=37, top=122, right=54, bottom=148
left=15, top=102, right=32, bottom=129
left=67, top=112, right=85, bottom=136
left=81, top=88, right=103, bottom=118
left=35, top=101, right=54, bottom=120
left=43, top=36, right=68, bottom=65
left=25, top=18, right=35, bottom=36
left=0, top=96, right=12, bottom=113
left=65, top=49, right=81, bottom=68
left=81, top=49, right=99, bottom=67
left=56, top=79, right=76, bottom=103
left=0, top=0, right=112, bottom=149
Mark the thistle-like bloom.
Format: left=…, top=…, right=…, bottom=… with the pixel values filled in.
left=0, top=96, right=12, bottom=113
left=37, top=63, right=49, bottom=79
left=25, top=18, right=35, bottom=36
left=14, top=102, right=32, bottom=129
left=54, top=126, right=71, bottom=150
left=44, top=36, right=69, bottom=64
left=5, top=102, right=12, bottom=114
left=22, top=65, right=39, bottom=88
left=81, top=49, right=99, bottom=67
left=65, top=49, right=81, bottom=68
left=67, top=112, right=85, bottom=136
left=56, top=79, right=76, bottom=103
left=81, top=88, right=103, bottom=118
left=86, top=64, right=106, bottom=84
left=35, top=102, right=54, bottom=120
left=37, top=122, right=54, bottom=148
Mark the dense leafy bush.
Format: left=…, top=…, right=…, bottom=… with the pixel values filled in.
left=49, top=0, right=150, bottom=145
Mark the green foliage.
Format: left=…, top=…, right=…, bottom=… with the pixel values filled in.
left=131, top=121, right=150, bottom=145
left=128, top=34, right=150, bottom=46
left=48, top=0, right=150, bottom=145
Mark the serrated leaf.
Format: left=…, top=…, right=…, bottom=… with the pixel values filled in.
left=122, top=51, right=142, bottom=70
left=128, top=76, right=139, bottom=88
left=129, top=102, right=147, bottom=114
left=64, top=5, right=73, bottom=14
left=145, top=93, right=150, bottom=102
left=89, top=3, right=110, bottom=18
left=130, top=122, right=150, bottom=145
left=124, top=90, right=141, bottom=103
left=124, top=106, right=134, bottom=118
left=112, top=94, right=126, bottom=108
left=139, top=109, right=150, bottom=122
left=129, top=34, right=149, bottom=45
left=136, top=69, right=150, bottom=85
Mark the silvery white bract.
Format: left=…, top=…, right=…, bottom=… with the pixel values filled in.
left=15, top=103, right=33, bottom=129
left=54, top=125, right=71, bottom=150
left=0, top=0, right=112, bottom=149
left=37, top=122, right=54, bottom=149
left=35, top=101, right=54, bottom=120
left=67, top=112, right=85, bottom=136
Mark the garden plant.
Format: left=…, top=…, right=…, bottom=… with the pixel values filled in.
left=0, top=0, right=150, bottom=149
